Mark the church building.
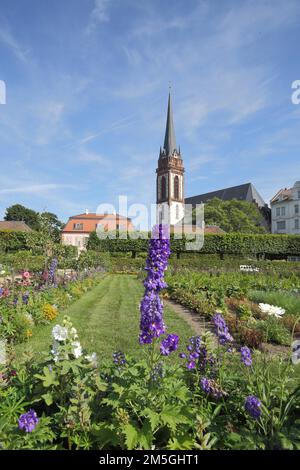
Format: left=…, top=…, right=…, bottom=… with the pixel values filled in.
left=156, top=93, right=270, bottom=232
left=156, top=93, right=185, bottom=226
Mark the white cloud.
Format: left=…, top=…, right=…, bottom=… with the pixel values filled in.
left=77, top=148, right=108, bottom=164
left=0, top=25, right=29, bottom=63
left=0, top=183, right=77, bottom=195
left=86, top=0, right=112, bottom=34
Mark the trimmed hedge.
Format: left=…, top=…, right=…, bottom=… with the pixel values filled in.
left=0, top=230, right=77, bottom=258
left=87, top=231, right=300, bottom=257
left=2, top=230, right=299, bottom=259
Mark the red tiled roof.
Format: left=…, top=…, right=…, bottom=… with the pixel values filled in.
left=171, top=224, right=225, bottom=234
left=70, top=213, right=132, bottom=220
left=270, top=188, right=292, bottom=204
left=204, top=225, right=225, bottom=234
left=62, top=213, right=134, bottom=233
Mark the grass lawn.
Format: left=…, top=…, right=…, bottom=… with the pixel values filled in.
left=16, top=274, right=194, bottom=361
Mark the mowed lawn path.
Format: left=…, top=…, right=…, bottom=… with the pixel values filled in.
left=17, top=274, right=194, bottom=361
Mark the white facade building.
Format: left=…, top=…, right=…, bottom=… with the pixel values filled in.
left=270, top=181, right=300, bottom=234
left=156, top=93, right=185, bottom=226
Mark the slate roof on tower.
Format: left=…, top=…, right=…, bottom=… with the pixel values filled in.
left=161, top=92, right=178, bottom=157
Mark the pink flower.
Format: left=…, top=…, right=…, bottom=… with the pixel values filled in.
left=22, top=271, right=30, bottom=280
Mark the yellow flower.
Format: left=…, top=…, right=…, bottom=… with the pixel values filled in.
left=26, top=329, right=33, bottom=338
left=43, top=303, right=58, bottom=321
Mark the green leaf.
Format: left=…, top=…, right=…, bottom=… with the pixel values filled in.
left=92, top=424, right=119, bottom=449
left=123, top=423, right=139, bottom=450
left=138, top=421, right=153, bottom=450
left=35, top=367, right=59, bottom=388
left=95, top=376, right=108, bottom=392
left=168, top=434, right=195, bottom=450
left=42, top=393, right=53, bottom=406
left=61, top=361, right=72, bottom=375
left=143, top=408, right=160, bottom=431
left=160, top=405, right=188, bottom=432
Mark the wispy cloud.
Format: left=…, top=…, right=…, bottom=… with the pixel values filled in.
left=85, top=0, right=112, bottom=34
left=77, top=148, right=108, bottom=165
left=0, top=24, right=29, bottom=63
left=131, top=16, right=188, bottom=37
left=0, top=183, right=77, bottom=195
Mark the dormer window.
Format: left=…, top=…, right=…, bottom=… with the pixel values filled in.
left=73, top=223, right=83, bottom=230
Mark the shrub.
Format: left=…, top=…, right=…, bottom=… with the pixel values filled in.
left=256, top=317, right=291, bottom=346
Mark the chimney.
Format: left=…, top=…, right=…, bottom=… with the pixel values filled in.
left=85, top=209, right=89, bottom=215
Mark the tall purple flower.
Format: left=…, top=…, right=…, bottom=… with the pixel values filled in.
left=18, top=409, right=39, bottom=432
left=245, top=395, right=262, bottom=419
left=113, top=350, right=126, bottom=366
left=212, top=313, right=233, bottom=345
left=240, top=346, right=252, bottom=367
left=22, top=292, right=29, bottom=305
left=139, top=224, right=170, bottom=344
left=48, top=258, right=58, bottom=284
left=180, top=336, right=215, bottom=372
left=200, top=377, right=224, bottom=399
left=160, top=334, right=179, bottom=356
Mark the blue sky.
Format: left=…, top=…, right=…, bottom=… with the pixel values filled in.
left=0, top=0, right=300, bottom=223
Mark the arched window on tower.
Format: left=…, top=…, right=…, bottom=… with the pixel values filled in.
left=161, top=176, right=167, bottom=200
left=174, top=175, right=179, bottom=200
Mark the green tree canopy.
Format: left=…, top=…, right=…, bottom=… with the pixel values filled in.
left=4, top=205, right=64, bottom=241
left=4, top=204, right=40, bottom=230
left=39, top=211, right=64, bottom=243
left=194, top=198, right=266, bottom=233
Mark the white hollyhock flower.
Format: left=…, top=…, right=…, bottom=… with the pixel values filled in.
left=86, top=352, right=97, bottom=367
left=52, top=324, right=68, bottom=342
left=70, top=327, right=78, bottom=340
left=51, top=340, right=60, bottom=362
left=72, top=341, right=82, bottom=358
left=259, top=303, right=285, bottom=318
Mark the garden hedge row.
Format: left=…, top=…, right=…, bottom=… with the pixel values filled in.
left=2, top=230, right=299, bottom=258
left=87, top=231, right=300, bottom=257
left=0, top=230, right=77, bottom=258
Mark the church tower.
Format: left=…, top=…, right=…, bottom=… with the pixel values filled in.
left=156, top=93, right=184, bottom=225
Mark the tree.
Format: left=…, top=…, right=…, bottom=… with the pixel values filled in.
left=194, top=198, right=266, bottom=233
left=4, top=205, right=64, bottom=241
left=39, top=212, right=64, bottom=243
left=4, top=204, right=40, bottom=230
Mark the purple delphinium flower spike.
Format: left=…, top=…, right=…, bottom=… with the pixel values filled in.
left=139, top=224, right=170, bottom=344
left=212, top=313, right=233, bottom=345
left=160, top=334, right=179, bottom=356
left=48, top=258, right=58, bottom=284
left=240, top=346, right=252, bottom=367
left=18, top=409, right=39, bottom=433
left=200, top=377, right=224, bottom=399
left=245, top=395, right=262, bottom=419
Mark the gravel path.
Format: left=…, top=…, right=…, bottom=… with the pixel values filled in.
left=164, top=299, right=217, bottom=343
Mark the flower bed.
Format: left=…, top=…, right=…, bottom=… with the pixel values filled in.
left=0, top=258, right=105, bottom=345
left=165, top=270, right=300, bottom=349
left=1, top=225, right=300, bottom=450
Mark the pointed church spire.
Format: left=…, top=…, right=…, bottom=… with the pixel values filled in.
left=163, top=92, right=177, bottom=156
